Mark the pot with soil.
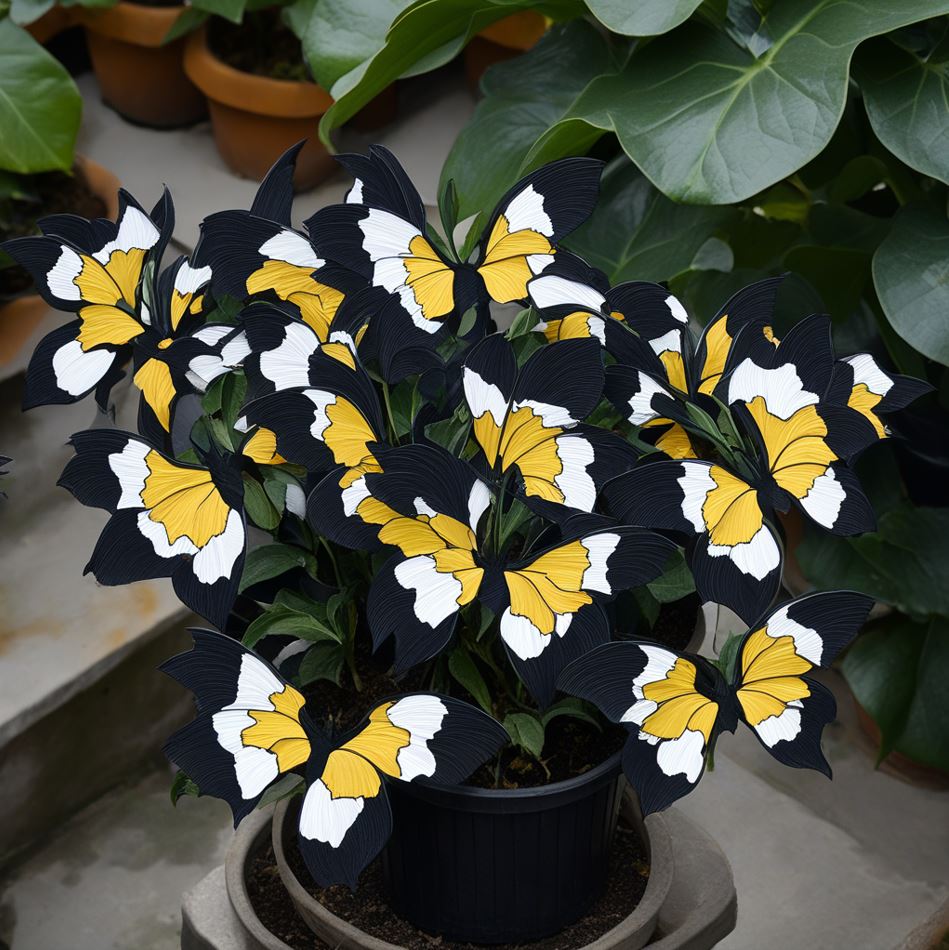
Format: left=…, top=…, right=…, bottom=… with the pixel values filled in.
left=77, top=0, right=207, bottom=128
left=464, top=11, right=547, bottom=94
left=183, top=13, right=335, bottom=189
left=261, top=787, right=673, bottom=950
left=0, top=157, right=119, bottom=368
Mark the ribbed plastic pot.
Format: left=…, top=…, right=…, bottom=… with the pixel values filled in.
left=380, top=750, right=624, bottom=944
left=271, top=783, right=676, bottom=950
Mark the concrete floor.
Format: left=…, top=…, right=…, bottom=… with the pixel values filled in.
left=1, top=667, right=946, bottom=950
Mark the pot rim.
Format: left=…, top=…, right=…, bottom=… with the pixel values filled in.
left=401, top=746, right=623, bottom=809
left=78, top=1, right=186, bottom=46
left=183, top=25, right=333, bottom=119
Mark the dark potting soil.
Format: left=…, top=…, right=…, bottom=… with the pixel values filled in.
left=208, top=9, right=311, bottom=82
left=0, top=166, right=106, bottom=298
left=248, top=820, right=649, bottom=950
left=649, top=593, right=701, bottom=653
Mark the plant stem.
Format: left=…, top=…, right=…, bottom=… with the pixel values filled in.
left=321, top=537, right=342, bottom=588
left=381, top=380, right=399, bottom=444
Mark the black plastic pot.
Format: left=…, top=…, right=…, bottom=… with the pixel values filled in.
left=380, top=750, right=624, bottom=944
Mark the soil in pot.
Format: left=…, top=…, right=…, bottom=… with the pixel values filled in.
left=207, top=8, right=310, bottom=82
left=251, top=817, right=648, bottom=950
left=1, top=166, right=106, bottom=299
left=80, top=0, right=207, bottom=128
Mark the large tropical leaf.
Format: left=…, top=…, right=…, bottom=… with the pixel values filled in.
left=298, top=0, right=413, bottom=93
left=855, top=37, right=949, bottom=186
left=526, top=0, right=949, bottom=204
left=564, top=159, right=738, bottom=283
left=796, top=504, right=949, bottom=621
left=316, top=0, right=583, bottom=142
left=584, top=0, right=702, bottom=36
left=0, top=19, right=81, bottom=174
left=440, top=20, right=610, bottom=219
left=842, top=614, right=949, bottom=773
left=873, top=207, right=949, bottom=368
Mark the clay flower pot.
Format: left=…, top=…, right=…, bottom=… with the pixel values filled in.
left=465, top=11, right=547, bottom=94
left=78, top=2, right=207, bottom=128
left=183, top=26, right=336, bottom=190
left=0, top=157, right=120, bottom=370
left=25, top=5, right=76, bottom=44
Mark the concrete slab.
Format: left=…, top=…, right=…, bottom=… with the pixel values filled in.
left=677, top=744, right=948, bottom=949
left=0, top=769, right=232, bottom=950
left=0, top=376, right=185, bottom=749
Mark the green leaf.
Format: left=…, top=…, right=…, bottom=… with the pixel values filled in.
left=448, top=648, right=493, bottom=713
left=564, top=159, right=737, bottom=282
left=170, top=770, right=200, bottom=805
left=529, top=1, right=949, bottom=205
left=796, top=505, right=949, bottom=621
left=189, top=0, right=245, bottom=23
left=0, top=20, right=81, bottom=174
left=161, top=6, right=207, bottom=43
left=647, top=552, right=695, bottom=603
left=300, top=0, right=411, bottom=92
left=242, top=476, right=281, bottom=531
left=540, top=697, right=601, bottom=729
left=841, top=614, right=949, bottom=772
left=317, top=0, right=583, bottom=143
left=256, top=773, right=304, bottom=809
left=503, top=712, right=545, bottom=759
left=242, top=605, right=340, bottom=649
left=240, top=543, right=315, bottom=593
left=585, top=0, right=702, bottom=36
left=855, top=37, right=949, bottom=186
left=297, top=640, right=345, bottom=687
left=440, top=21, right=610, bottom=220
left=873, top=207, right=949, bottom=367
left=9, top=0, right=54, bottom=26
left=715, top=632, right=743, bottom=682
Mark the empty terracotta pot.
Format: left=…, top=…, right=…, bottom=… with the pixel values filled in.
left=78, top=2, right=207, bottom=128
left=183, top=25, right=338, bottom=190
left=465, top=11, right=547, bottom=94
left=0, top=157, right=120, bottom=369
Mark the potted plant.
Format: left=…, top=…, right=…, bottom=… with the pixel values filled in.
left=4, top=142, right=919, bottom=946
left=182, top=3, right=397, bottom=189
left=75, top=0, right=206, bottom=127
left=464, top=10, right=547, bottom=93
left=0, top=16, right=121, bottom=370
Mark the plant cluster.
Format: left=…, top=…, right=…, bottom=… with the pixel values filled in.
left=303, top=0, right=949, bottom=774
left=2, top=143, right=927, bottom=886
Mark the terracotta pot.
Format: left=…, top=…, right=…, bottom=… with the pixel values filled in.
left=78, top=2, right=207, bottom=128
left=464, top=11, right=547, bottom=94
left=854, top=700, right=949, bottom=789
left=0, top=157, right=120, bottom=370
left=25, top=5, right=75, bottom=44
left=184, top=26, right=336, bottom=190
left=271, top=789, right=675, bottom=950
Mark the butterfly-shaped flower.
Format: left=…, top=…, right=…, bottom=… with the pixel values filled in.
left=604, top=317, right=880, bottom=624
left=162, top=629, right=506, bottom=888
left=534, top=269, right=783, bottom=460
left=462, top=334, right=636, bottom=521
left=825, top=352, right=931, bottom=440
left=58, top=430, right=246, bottom=629
left=196, top=144, right=366, bottom=342
left=346, top=443, right=675, bottom=705
left=3, top=190, right=175, bottom=410
left=559, top=590, right=872, bottom=813
left=239, top=349, right=395, bottom=549
left=306, top=146, right=603, bottom=332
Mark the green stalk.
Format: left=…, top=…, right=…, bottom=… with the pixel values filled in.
left=381, top=380, right=399, bottom=444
